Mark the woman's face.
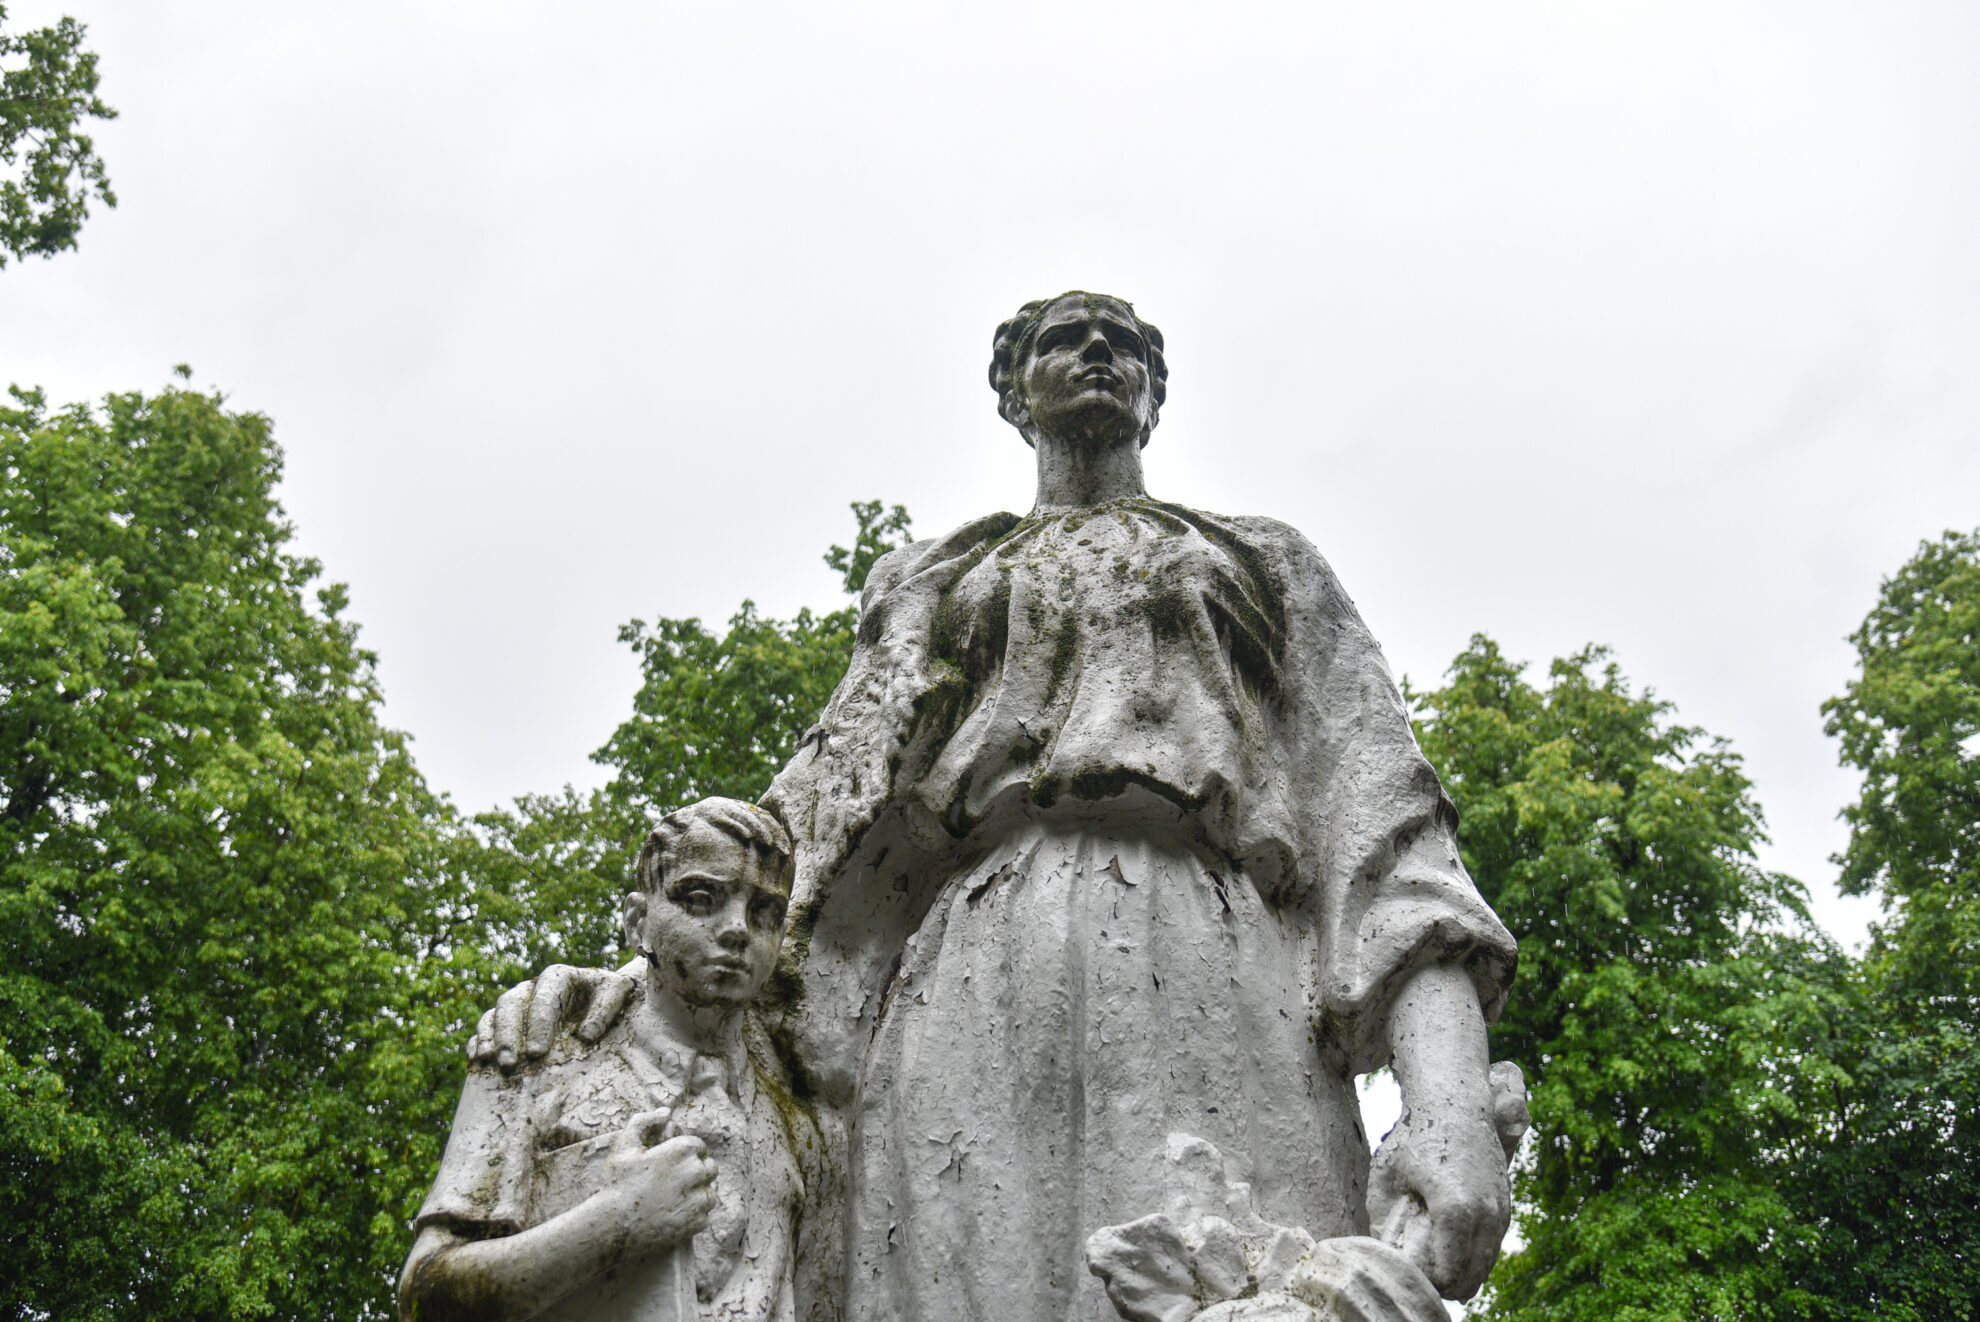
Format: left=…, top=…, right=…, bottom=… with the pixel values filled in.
left=1017, top=295, right=1155, bottom=446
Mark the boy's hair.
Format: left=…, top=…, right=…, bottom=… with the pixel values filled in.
left=634, top=797, right=794, bottom=897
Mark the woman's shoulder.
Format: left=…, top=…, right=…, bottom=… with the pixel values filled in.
left=1149, top=502, right=1375, bottom=640
left=1138, top=500, right=1337, bottom=580
left=861, top=511, right=1025, bottom=602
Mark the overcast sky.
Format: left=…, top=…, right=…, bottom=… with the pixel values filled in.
left=7, top=0, right=1978, bottom=955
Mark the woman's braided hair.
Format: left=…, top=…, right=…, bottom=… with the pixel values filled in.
left=988, top=291, right=1168, bottom=445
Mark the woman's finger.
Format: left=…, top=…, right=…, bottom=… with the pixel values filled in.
left=577, top=971, right=636, bottom=1043
left=490, top=981, right=532, bottom=1071
left=466, top=1006, right=498, bottom=1063
left=525, top=965, right=576, bottom=1059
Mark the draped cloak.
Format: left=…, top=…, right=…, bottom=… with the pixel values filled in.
left=761, top=498, right=1516, bottom=1322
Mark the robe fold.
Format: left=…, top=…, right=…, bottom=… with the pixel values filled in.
left=762, top=498, right=1515, bottom=1322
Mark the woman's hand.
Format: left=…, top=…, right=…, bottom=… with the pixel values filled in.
left=1375, top=961, right=1517, bottom=1300
left=467, top=959, right=644, bottom=1070
left=1367, top=1098, right=1510, bottom=1299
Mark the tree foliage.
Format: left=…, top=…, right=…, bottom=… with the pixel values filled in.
left=1824, top=528, right=1980, bottom=982
left=0, top=385, right=504, bottom=1319
left=1410, top=639, right=1842, bottom=1321
left=601, top=497, right=911, bottom=817
left=0, top=373, right=910, bottom=1316
left=0, top=4, right=116, bottom=267
left=468, top=500, right=913, bottom=971
left=1789, top=529, right=1980, bottom=1321
left=11, top=404, right=1969, bottom=1322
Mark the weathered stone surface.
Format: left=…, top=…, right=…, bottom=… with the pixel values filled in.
left=1085, top=1076, right=1529, bottom=1322
left=432, top=293, right=1524, bottom=1322
left=400, top=801, right=813, bottom=1322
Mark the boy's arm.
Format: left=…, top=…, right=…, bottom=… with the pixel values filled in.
left=398, top=1120, right=715, bottom=1322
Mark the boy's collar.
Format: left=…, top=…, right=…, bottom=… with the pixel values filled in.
left=625, top=979, right=747, bottom=1072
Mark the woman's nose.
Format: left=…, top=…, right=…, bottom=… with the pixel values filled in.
left=1080, top=330, right=1114, bottom=363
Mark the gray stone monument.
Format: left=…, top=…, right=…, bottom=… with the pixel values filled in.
left=412, top=293, right=1527, bottom=1322
left=400, top=800, right=823, bottom=1322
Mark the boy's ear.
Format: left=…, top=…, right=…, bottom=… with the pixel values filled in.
left=621, top=891, right=647, bottom=951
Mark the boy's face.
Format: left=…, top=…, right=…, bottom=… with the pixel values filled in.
left=624, top=818, right=789, bottom=1008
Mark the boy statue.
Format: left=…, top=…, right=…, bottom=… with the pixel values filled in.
left=398, top=798, right=820, bottom=1322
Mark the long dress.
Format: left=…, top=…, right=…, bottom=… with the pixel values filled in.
left=762, top=498, right=1516, bottom=1322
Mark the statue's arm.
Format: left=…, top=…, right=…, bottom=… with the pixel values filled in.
left=398, top=1217, right=612, bottom=1322
left=1369, top=962, right=1521, bottom=1301
left=397, top=1118, right=713, bottom=1321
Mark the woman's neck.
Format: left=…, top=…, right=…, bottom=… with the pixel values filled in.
left=1031, top=432, right=1148, bottom=510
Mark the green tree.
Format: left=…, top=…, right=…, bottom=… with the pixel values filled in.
left=469, top=500, right=913, bottom=970
left=1790, top=529, right=1980, bottom=1320
left=602, top=497, right=911, bottom=816
left=1410, top=638, right=1842, bottom=1321
left=1, top=4, right=115, bottom=267
left=0, top=384, right=505, bottom=1319
left=1824, top=528, right=1980, bottom=994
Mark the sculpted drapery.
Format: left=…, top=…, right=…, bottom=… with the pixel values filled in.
left=764, top=495, right=1516, bottom=1322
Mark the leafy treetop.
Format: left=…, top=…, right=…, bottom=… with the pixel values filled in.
left=0, top=4, right=116, bottom=268
left=1412, top=638, right=1839, bottom=1322
left=0, top=383, right=500, bottom=1320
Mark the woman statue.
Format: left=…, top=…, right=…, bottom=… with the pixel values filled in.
left=763, top=290, right=1517, bottom=1322
left=471, top=293, right=1520, bottom=1322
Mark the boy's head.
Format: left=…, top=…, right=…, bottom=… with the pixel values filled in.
left=624, top=798, right=794, bottom=1009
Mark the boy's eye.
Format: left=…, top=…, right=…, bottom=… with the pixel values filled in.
left=750, top=896, right=787, bottom=930
left=676, top=889, right=717, bottom=914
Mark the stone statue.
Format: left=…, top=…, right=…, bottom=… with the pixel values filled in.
left=1082, top=1132, right=1451, bottom=1322
left=399, top=800, right=822, bottom=1322
left=454, top=293, right=1523, bottom=1322
left=1083, top=1069, right=1529, bottom=1322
